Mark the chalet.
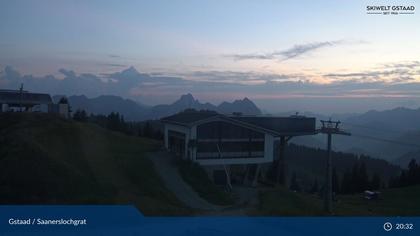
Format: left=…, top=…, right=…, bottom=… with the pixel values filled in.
left=0, top=89, right=70, bottom=118
left=161, top=111, right=317, bottom=186
left=0, top=89, right=52, bottom=112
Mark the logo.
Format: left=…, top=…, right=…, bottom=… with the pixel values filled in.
left=366, top=5, right=415, bottom=15
left=383, top=222, right=393, bottom=231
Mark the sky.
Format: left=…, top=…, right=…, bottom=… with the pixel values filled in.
left=1, top=0, right=420, bottom=114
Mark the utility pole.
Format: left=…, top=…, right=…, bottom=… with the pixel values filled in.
left=319, top=119, right=350, bottom=214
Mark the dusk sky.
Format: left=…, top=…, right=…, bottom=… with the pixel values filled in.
left=1, top=0, right=420, bottom=114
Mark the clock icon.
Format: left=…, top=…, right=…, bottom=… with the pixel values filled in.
left=384, top=222, right=393, bottom=231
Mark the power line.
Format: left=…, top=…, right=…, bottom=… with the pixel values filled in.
left=350, top=133, right=420, bottom=149
left=340, top=121, right=407, bottom=135
left=331, top=121, right=420, bottom=148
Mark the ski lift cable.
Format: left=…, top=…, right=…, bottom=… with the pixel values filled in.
left=350, top=133, right=420, bottom=149
left=340, top=121, right=407, bottom=135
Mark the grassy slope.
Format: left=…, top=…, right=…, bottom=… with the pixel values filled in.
left=176, top=160, right=234, bottom=205
left=335, top=185, right=420, bottom=216
left=256, top=185, right=420, bottom=216
left=0, top=113, right=190, bottom=215
left=255, top=187, right=324, bottom=216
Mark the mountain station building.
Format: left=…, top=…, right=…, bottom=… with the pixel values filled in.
left=161, top=111, right=317, bottom=186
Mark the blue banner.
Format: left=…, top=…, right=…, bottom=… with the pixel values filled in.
left=0, top=206, right=418, bottom=235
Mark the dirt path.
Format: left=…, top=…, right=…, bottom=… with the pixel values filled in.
left=147, top=151, right=222, bottom=211
left=147, top=151, right=262, bottom=216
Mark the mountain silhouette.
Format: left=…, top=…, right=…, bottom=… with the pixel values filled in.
left=65, top=93, right=262, bottom=121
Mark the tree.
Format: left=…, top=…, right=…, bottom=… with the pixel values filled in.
left=143, top=122, right=153, bottom=138
left=390, top=159, right=420, bottom=188
left=350, top=162, right=359, bottom=193
left=310, top=179, right=319, bottom=194
left=340, top=169, right=352, bottom=194
left=332, top=168, right=340, bottom=193
left=358, top=162, right=369, bottom=192
left=370, top=173, right=381, bottom=190
left=290, top=172, right=301, bottom=192
left=388, top=176, right=399, bottom=188
left=407, top=159, right=418, bottom=185
left=399, top=171, right=408, bottom=187
left=73, top=109, right=88, bottom=122
left=339, top=162, right=369, bottom=194
left=58, top=97, right=68, bottom=104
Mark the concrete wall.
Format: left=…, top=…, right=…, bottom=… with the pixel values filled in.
left=1, top=104, right=9, bottom=112
left=164, top=123, right=191, bottom=160
left=40, top=104, right=49, bottom=113
left=58, top=104, right=69, bottom=118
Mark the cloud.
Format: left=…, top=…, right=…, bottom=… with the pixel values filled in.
left=225, top=40, right=345, bottom=61
left=183, top=70, right=307, bottom=84
left=108, top=54, right=121, bottom=58
left=227, top=53, right=274, bottom=61
left=2, top=63, right=420, bottom=111
left=101, top=63, right=128, bottom=68
left=2, top=66, right=21, bottom=80
left=325, top=61, right=420, bottom=83
left=276, top=41, right=342, bottom=61
left=58, top=68, right=76, bottom=78
left=382, top=61, right=420, bottom=69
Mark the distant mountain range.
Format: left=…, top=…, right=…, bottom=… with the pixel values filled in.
left=56, top=93, right=420, bottom=166
left=394, top=150, right=420, bottom=168
left=55, top=93, right=261, bottom=121
left=289, top=107, right=420, bottom=166
left=55, top=95, right=148, bottom=121
left=147, top=94, right=261, bottom=120
left=344, top=107, right=420, bottom=132
left=339, top=107, right=420, bottom=165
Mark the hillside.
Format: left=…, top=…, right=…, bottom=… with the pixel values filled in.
left=394, top=150, right=420, bottom=167
left=59, top=95, right=149, bottom=121
left=280, top=143, right=401, bottom=191
left=292, top=107, right=420, bottom=162
left=345, top=107, right=420, bottom=132
left=256, top=185, right=420, bottom=216
left=336, top=107, right=420, bottom=161
left=0, top=113, right=189, bottom=215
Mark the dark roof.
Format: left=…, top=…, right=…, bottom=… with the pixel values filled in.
left=161, top=111, right=317, bottom=136
left=0, top=90, right=53, bottom=105
left=230, top=116, right=316, bottom=135
left=161, top=111, right=219, bottom=124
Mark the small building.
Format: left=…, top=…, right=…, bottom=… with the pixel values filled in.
left=161, top=110, right=317, bottom=185
left=0, top=89, right=53, bottom=112
left=0, top=89, right=70, bottom=118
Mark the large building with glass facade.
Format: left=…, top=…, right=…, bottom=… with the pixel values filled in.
left=161, top=110, right=317, bottom=185
left=162, top=111, right=316, bottom=164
